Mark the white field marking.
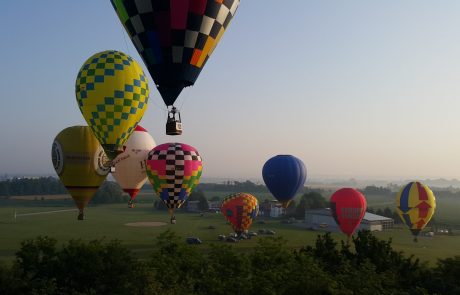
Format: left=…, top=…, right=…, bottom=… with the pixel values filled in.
left=15, top=209, right=78, bottom=217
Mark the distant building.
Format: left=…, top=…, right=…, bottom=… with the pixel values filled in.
left=260, top=200, right=286, bottom=218
left=208, top=200, right=221, bottom=212
left=304, top=208, right=393, bottom=231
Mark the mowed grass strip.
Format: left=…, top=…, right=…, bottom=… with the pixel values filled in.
left=1, top=203, right=460, bottom=265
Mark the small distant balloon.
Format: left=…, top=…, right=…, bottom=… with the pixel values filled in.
left=330, top=188, right=367, bottom=240
left=146, top=143, right=203, bottom=223
left=262, top=155, right=306, bottom=208
left=395, top=181, right=436, bottom=242
left=221, top=193, right=259, bottom=235
left=51, top=126, right=109, bottom=220
left=111, top=125, right=155, bottom=208
left=75, top=50, right=149, bottom=159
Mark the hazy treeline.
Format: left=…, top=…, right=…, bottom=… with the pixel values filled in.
left=0, top=177, right=66, bottom=197
left=0, top=177, right=128, bottom=205
left=0, top=230, right=458, bottom=295
left=196, top=180, right=270, bottom=193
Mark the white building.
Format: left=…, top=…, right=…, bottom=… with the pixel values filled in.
left=260, top=200, right=286, bottom=218
left=270, top=205, right=286, bottom=218
left=208, top=200, right=221, bottom=212
left=304, top=208, right=393, bottom=232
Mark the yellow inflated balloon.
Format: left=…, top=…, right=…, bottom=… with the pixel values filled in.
left=51, top=126, right=110, bottom=220
left=395, top=181, right=436, bottom=241
left=75, top=50, right=149, bottom=160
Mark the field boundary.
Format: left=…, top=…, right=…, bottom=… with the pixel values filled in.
left=14, top=209, right=78, bottom=221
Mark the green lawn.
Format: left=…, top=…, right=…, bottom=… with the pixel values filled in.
left=1, top=203, right=459, bottom=265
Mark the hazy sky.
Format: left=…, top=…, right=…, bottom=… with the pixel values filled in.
left=2, top=1, right=460, bottom=180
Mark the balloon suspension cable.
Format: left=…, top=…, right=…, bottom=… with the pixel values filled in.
left=177, top=87, right=191, bottom=112
left=120, top=24, right=131, bottom=55
left=151, top=95, right=169, bottom=112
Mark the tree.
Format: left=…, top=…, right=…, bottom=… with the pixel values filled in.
left=148, top=230, right=207, bottom=294
left=294, top=191, right=328, bottom=218
left=383, top=207, right=392, bottom=218
left=92, top=181, right=127, bottom=204
left=362, top=186, right=391, bottom=196
left=13, top=236, right=159, bottom=295
left=187, top=190, right=208, bottom=211
left=3, top=230, right=460, bottom=294
left=0, top=177, right=67, bottom=197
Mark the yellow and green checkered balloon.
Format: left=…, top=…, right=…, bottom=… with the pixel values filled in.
left=75, top=50, right=149, bottom=160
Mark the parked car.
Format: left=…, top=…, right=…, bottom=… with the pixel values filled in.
left=218, top=235, right=226, bottom=241
left=186, top=237, right=202, bottom=245
left=258, top=229, right=268, bottom=234
left=226, top=237, right=238, bottom=243
left=266, top=230, right=276, bottom=235
left=248, top=231, right=258, bottom=237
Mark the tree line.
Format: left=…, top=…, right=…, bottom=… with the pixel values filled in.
left=0, top=230, right=458, bottom=294
left=0, top=177, right=66, bottom=197
left=0, top=177, right=128, bottom=205
left=196, top=180, right=270, bottom=193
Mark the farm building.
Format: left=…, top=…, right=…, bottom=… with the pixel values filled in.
left=208, top=200, right=221, bottom=212
left=260, top=200, right=286, bottom=218
left=304, top=208, right=394, bottom=231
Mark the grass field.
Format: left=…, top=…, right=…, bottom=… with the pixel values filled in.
left=1, top=203, right=459, bottom=265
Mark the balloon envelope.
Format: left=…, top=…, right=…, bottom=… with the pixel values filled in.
left=395, top=181, right=436, bottom=239
left=146, top=143, right=203, bottom=213
left=221, top=193, right=259, bottom=235
left=262, top=155, right=306, bottom=208
left=111, top=125, right=155, bottom=202
left=110, top=0, right=240, bottom=106
left=75, top=50, right=149, bottom=159
left=51, top=126, right=109, bottom=219
left=330, top=188, right=367, bottom=238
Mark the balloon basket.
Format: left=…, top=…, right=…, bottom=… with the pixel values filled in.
left=166, top=107, right=182, bottom=135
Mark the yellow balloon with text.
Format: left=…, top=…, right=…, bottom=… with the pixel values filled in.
left=52, top=126, right=110, bottom=220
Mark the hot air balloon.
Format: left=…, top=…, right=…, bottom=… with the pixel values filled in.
left=395, top=181, right=436, bottom=242
left=111, top=125, right=156, bottom=208
left=146, top=142, right=203, bottom=223
left=262, top=155, right=307, bottom=208
left=51, top=126, right=110, bottom=220
left=221, top=193, right=259, bottom=236
left=75, top=50, right=149, bottom=160
left=110, top=0, right=240, bottom=135
left=330, top=188, right=367, bottom=241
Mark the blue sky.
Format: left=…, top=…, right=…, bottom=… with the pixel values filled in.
left=2, top=1, right=460, bottom=180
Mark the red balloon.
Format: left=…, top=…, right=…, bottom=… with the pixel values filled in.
left=330, top=188, right=367, bottom=238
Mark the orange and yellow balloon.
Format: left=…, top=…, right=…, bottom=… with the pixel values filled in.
left=221, top=193, right=259, bottom=235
